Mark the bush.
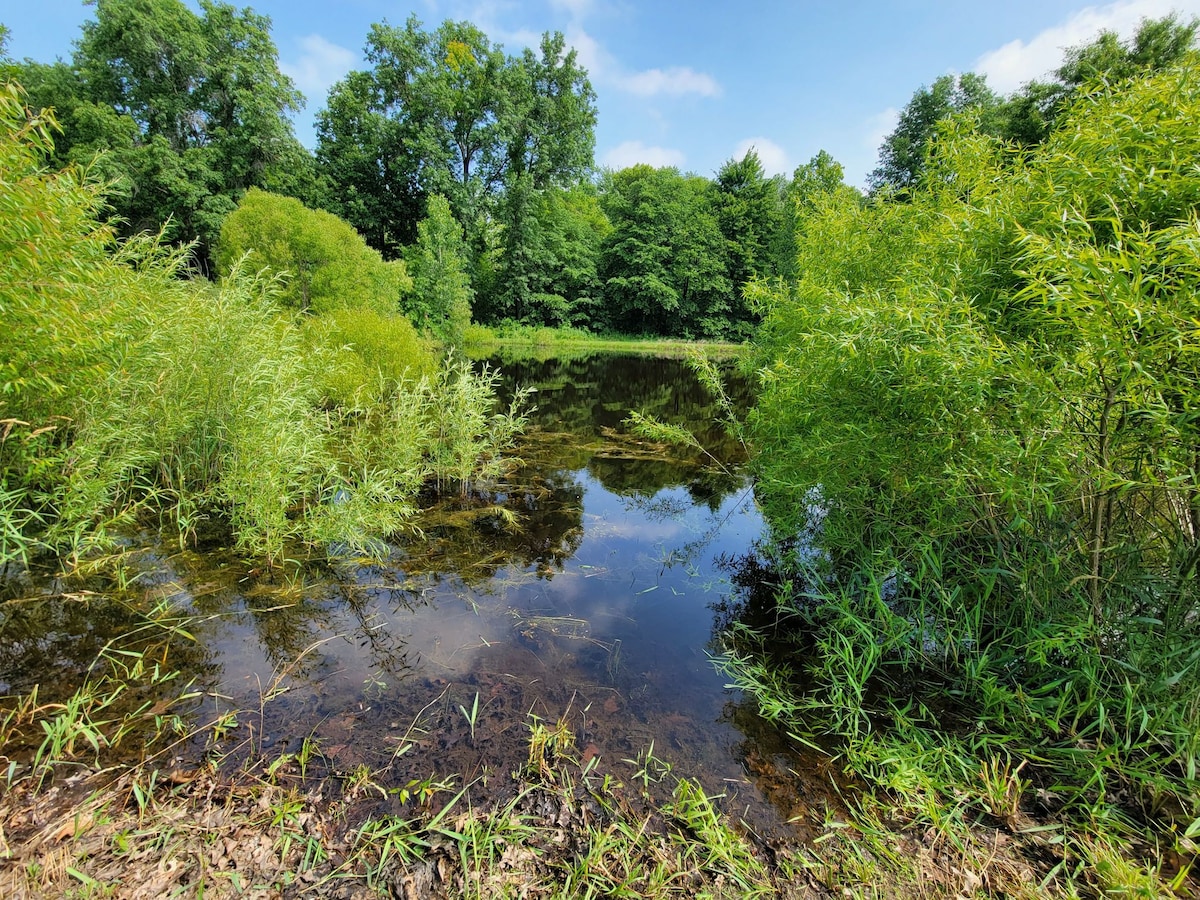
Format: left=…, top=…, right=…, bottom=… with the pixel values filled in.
left=745, top=56, right=1200, bottom=829
left=302, top=307, right=435, bottom=408
left=0, top=83, right=524, bottom=567
left=216, top=188, right=412, bottom=317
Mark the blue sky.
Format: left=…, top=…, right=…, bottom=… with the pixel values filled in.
left=6, top=0, right=1200, bottom=186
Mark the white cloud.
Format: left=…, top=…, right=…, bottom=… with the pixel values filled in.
left=976, top=0, right=1200, bottom=94
left=565, top=25, right=613, bottom=77
left=732, top=137, right=791, bottom=176
left=602, top=140, right=686, bottom=169
left=281, top=34, right=357, bottom=101
left=560, top=24, right=719, bottom=99
left=499, top=26, right=543, bottom=51
left=619, top=66, right=722, bottom=98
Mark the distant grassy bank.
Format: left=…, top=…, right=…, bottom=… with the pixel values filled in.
left=461, top=323, right=748, bottom=359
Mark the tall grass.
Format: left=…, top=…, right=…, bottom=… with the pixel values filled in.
left=0, top=79, right=527, bottom=570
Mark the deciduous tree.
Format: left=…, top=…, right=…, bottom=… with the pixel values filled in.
left=598, top=166, right=731, bottom=338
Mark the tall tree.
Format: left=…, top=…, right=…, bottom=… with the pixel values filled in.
left=772, top=150, right=856, bottom=281
left=598, top=166, right=731, bottom=339
left=998, top=14, right=1198, bottom=145
left=14, top=0, right=309, bottom=271
left=485, top=180, right=609, bottom=326
left=406, top=194, right=474, bottom=344
left=712, top=149, right=784, bottom=319
left=869, top=72, right=1000, bottom=194
left=316, top=17, right=595, bottom=260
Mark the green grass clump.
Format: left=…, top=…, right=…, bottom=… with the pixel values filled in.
left=0, top=79, right=525, bottom=569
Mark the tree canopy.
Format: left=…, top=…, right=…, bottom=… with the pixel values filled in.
left=316, top=17, right=596, bottom=256
left=870, top=15, right=1198, bottom=194
left=869, top=72, right=1000, bottom=194
left=11, top=0, right=311, bottom=271
left=597, top=165, right=732, bottom=338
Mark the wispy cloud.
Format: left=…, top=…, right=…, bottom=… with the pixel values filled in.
left=559, top=18, right=719, bottom=99
left=976, top=0, right=1200, bottom=94
left=281, top=34, right=357, bottom=102
left=863, top=107, right=899, bottom=153
left=602, top=140, right=686, bottom=169
left=732, top=137, right=790, bottom=176
left=550, top=0, right=594, bottom=16
left=620, top=66, right=721, bottom=98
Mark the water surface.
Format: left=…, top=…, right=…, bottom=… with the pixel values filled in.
left=3, top=352, right=836, bottom=835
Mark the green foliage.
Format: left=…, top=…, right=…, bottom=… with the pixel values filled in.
left=316, top=17, right=596, bottom=259
left=747, top=53, right=1200, bottom=847
left=405, top=194, right=474, bottom=343
left=869, top=72, right=1000, bottom=194
left=10, top=0, right=311, bottom=271
left=772, top=150, right=859, bottom=281
left=301, top=307, right=433, bottom=408
left=1001, top=13, right=1199, bottom=146
left=712, top=149, right=785, bottom=312
left=486, top=180, right=610, bottom=328
left=868, top=15, right=1198, bottom=188
left=0, top=84, right=522, bottom=567
left=422, top=355, right=530, bottom=496
left=598, top=165, right=733, bottom=339
left=217, top=188, right=411, bottom=317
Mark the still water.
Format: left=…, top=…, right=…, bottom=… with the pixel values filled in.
left=2, top=352, right=836, bottom=835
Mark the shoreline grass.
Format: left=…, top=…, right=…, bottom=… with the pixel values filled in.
left=461, top=323, right=748, bottom=359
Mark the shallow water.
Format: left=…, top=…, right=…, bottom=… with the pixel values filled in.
left=1, top=352, right=837, bottom=836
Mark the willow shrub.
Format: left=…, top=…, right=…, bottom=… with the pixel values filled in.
left=0, top=81, right=522, bottom=568
left=301, top=306, right=435, bottom=409
left=216, top=188, right=413, bottom=317
left=747, top=57, right=1200, bottom=819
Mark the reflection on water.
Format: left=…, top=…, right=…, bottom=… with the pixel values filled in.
left=0, top=351, right=833, bottom=835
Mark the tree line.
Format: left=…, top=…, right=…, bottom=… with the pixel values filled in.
left=2, top=0, right=816, bottom=341
left=5, top=4, right=1194, bottom=345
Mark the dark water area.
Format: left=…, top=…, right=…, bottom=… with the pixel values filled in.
left=0, top=352, right=838, bottom=837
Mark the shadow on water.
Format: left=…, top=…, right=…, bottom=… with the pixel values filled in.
left=0, top=351, right=841, bottom=837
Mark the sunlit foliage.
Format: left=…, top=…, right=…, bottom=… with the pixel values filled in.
left=0, top=83, right=522, bottom=567
left=216, top=188, right=412, bottom=317
left=748, top=53, right=1200, bottom=835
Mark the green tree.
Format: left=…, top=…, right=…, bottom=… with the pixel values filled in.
left=315, top=69, right=419, bottom=253
left=504, top=32, right=597, bottom=188
left=14, top=0, right=310, bottom=271
left=771, top=150, right=857, bottom=280
left=315, top=17, right=595, bottom=260
left=598, top=166, right=731, bottom=338
left=869, top=72, right=1000, bottom=194
left=997, top=14, right=1197, bottom=146
left=712, top=149, right=784, bottom=329
left=485, top=180, right=609, bottom=327
left=216, top=188, right=411, bottom=317
left=406, top=194, right=473, bottom=343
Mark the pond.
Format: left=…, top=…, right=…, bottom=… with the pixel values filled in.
left=0, top=351, right=837, bottom=838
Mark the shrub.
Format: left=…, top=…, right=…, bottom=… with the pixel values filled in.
left=216, top=188, right=412, bottom=317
